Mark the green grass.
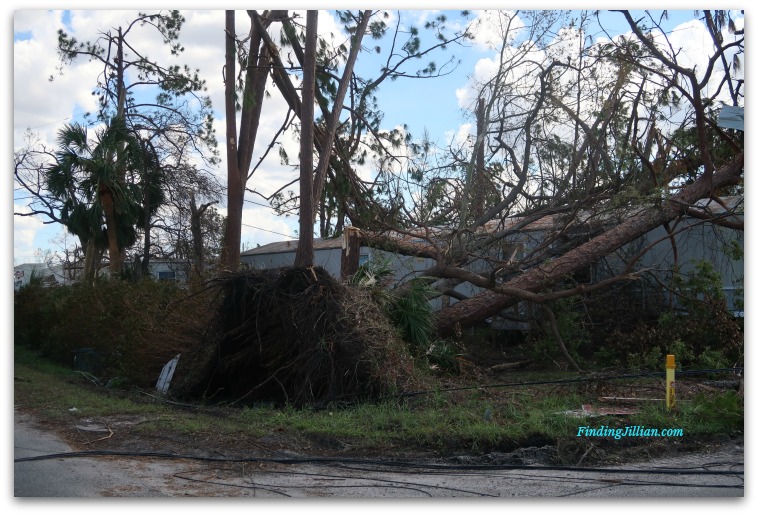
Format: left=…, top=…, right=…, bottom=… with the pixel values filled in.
left=14, top=344, right=743, bottom=460
left=631, top=391, right=744, bottom=435
left=14, top=345, right=174, bottom=419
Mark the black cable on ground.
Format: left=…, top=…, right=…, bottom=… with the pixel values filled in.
left=14, top=449, right=745, bottom=477
left=379, top=367, right=744, bottom=402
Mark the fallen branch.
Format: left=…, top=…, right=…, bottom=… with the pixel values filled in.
left=83, top=426, right=113, bottom=446
left=489, top=360, right=533, bottom=372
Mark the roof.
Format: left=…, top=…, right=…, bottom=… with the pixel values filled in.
left=241, top=237, right=343, bottom=256
left=692, top=195, right=743, bottom=214
left=14, top=263, right=64, bottom=274
left=481, top=195, right=743, bottom=234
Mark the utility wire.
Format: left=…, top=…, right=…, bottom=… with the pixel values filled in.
left=13, top=450, right=744, bottom=476
left=372, top=367, right=745, bottom=402
left=15, top=116, right=72, bottom=133
left=240, top=223, right=296, bottom=239
left=170, top=465, right=741, bottom=497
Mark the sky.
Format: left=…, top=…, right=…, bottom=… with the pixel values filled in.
left=8, top=6, right=746, bottom=269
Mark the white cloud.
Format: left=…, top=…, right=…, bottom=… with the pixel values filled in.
left=446, top=122, right=472, bottom=148
left=11, top=9, right=744, bottom=265
left=467, top=10, right=525, bottom=51
left=455, top=57, right=499, bottom=109
left=14, top=13, right=95, bottom=145
left=12, top=9, right=331, bottom=262
left=241, top=206, right=297, bottom=248
left=13, top=204, right=46, bottom=261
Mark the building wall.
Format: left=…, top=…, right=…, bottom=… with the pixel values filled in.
left=241, top=247, right=345, bottom=277
left=599, top=218, right=744, bottom=313
left=146, top=261, right=190, bottom=283
left=237, top=217, right=744, bottom=318
left=13, top=263, right=67, bottom=290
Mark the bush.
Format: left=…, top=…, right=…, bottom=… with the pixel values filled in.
left=527, top=299, right=590, bottom=368
left=14, top=279, right=56, bottom=349
left=389, top=280, right=436, bottom=353
left=352, top=258, right=436, bottom=356
left=425, top=340, right=463, bottom=373
left=13, top=278, right=214, bottom=386
left=601, top=261, right=743, bottom=370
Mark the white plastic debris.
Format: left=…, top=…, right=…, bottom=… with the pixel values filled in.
left=156, top=354, right=181, bottom=394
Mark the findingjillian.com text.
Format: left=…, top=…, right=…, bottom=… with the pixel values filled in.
left=576, top=426, right=684, bottom=440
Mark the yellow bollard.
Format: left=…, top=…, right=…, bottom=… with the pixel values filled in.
left=666, top=354, right=676, bottom=410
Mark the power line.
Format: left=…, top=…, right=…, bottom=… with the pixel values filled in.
left=240, top=199, right=319, bottom=239
left=243, top=198, right=277, bottom=210
left=240, top=223, right=295, bottom=239
left=14, top=450, right=744, bottom=476
left=15, top=116, right=72, bottom=134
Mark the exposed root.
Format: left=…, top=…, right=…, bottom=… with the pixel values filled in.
left=171, top=266, right=418, bottom=407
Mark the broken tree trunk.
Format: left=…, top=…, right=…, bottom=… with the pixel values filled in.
left=340, top=226, right=361, bottom=280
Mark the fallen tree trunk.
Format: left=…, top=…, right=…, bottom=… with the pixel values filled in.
left=434, top=153, right=744, bottom=336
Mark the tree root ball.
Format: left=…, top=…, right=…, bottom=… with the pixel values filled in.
left=171, top=266, right=418, bottom=407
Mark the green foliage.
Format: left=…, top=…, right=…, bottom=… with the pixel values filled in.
left=626, top=345, right=664, bottom=372
left=14, top=278, right=55, bottom=350
left=13, top=279, right=214, bottom=386
left=696, top=346, right=732, bottom=370
left=608, top=261, right=742, bottom=370
left=672, top=260, right=725, bottom=307
left=635, top=390, right=743, bottom=436
left=45, top=117, right=161, bottom=276
left=350, top=256, right=394, bottom=289
left=16, top=343, right=743, bottom=460
left=351, top=259, right=445, bottom=366
left=424, top=340, right=463, bottom=373
left=623, top=338, right=728, bottom=372
left=389, top=280, right=436, bottom=352
left=723, top=238, right=744, bottom=261
left=529, top=299, right=590, bottom=367
left=687, top=390, right=744, bottom=431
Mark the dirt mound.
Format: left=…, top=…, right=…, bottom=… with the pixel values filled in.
left=171, top=266, right=418, bottom=407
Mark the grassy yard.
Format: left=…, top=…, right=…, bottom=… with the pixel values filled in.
left=13, top=344, right=743, bottom=464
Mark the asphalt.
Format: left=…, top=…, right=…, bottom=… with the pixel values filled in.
left=13, top=411, right=745, bottom=498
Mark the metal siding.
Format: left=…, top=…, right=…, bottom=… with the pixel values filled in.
left=236, top=211, right=744, bottom=315
left=616, top=217, right=743, bottom=312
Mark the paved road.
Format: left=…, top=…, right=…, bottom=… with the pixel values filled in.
left=14, top=411, right=744, bottom=498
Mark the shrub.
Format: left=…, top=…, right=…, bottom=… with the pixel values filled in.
left=425, top=340, right=463, bottom=373
left=389, top=280, right=436, bottom=353
left=602, top=261, right=743, bottom=370
left=527, top=299, right=589, bottom=368
left=352, top=258, right=436, bottom=356
left=13, top=278, right=214, bottom=386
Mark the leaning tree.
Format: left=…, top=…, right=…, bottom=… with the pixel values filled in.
left=353, top=10, right=743, bottom=337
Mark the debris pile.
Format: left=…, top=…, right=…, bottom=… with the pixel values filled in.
left=171, top=266, right=417, bottom=406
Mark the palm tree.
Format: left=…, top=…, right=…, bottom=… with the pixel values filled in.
left=46, top=118, right=147, bottom=277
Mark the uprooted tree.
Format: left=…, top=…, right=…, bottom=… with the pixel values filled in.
left=219, top=10, right=742, bottom=340
left=171, top=266, right=419, bottom=406
left=175, top=10, right=469, bottom=404
left=349, top=10, right=744, bottom=337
